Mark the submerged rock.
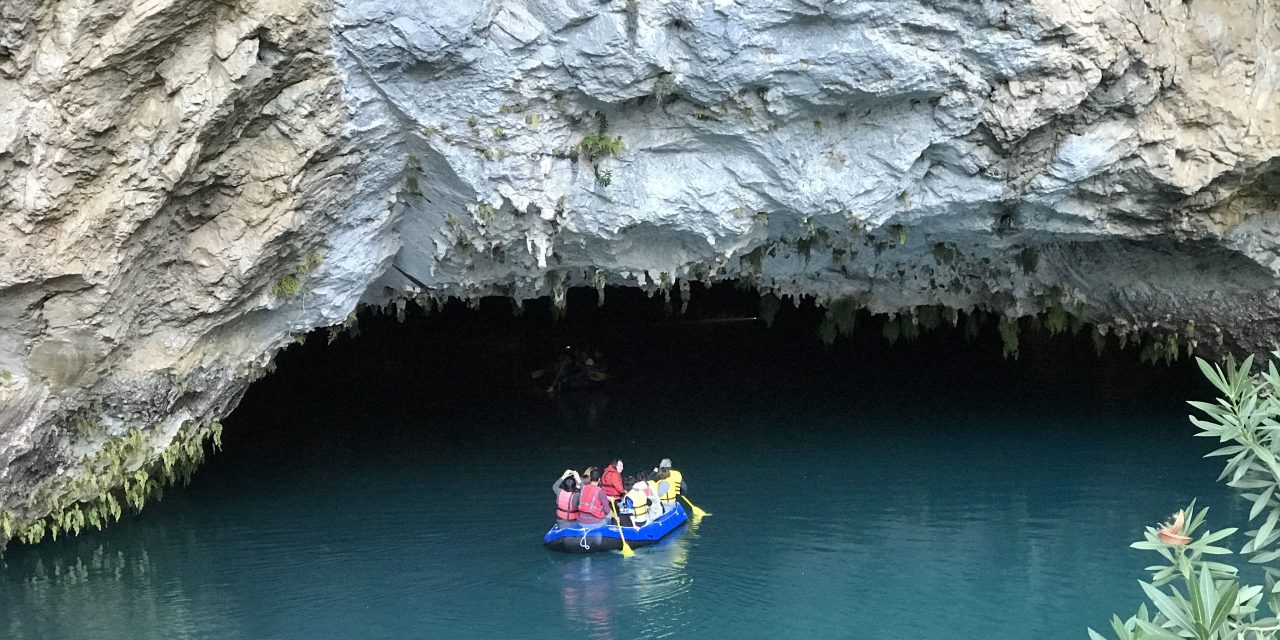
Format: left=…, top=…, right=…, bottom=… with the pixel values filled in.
left=0, top=0, right=1277, bottom=542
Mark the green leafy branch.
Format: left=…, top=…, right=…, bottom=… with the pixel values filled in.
left=1193, top=356, right=1280, bottom=570
left=1091, top=503, right=1263, bottom=640
left=1091, top=353, right=1280, bottom=640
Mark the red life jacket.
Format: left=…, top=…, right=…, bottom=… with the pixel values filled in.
left=579, top=484, right=608, bottom=519
left=555, top=489, right=579, bottom=521
left=600, top=466, right=625, bottom=498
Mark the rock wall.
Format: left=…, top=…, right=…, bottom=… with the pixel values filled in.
left=0, top=0, right=1277, bottom=544
left=345, top=0, right=1280, bottom=342
left=0, top=0, right=396, bottom=542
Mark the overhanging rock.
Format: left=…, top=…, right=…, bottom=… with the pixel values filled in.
left=0, top=0, right=1277, bottom=544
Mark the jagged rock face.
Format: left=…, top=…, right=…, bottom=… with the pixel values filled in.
left=0, top=0, right=1277, bottom=541
left=348, top=0, right=1280, bottom=335
left=0, top=0, right=396, bottom=537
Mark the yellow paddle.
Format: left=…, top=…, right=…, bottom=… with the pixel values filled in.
left=609, top=499, right=635, bottom=557
left=680, top=495, right=709, bottom=517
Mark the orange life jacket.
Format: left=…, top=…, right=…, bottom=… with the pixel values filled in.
left=555, top=489, right=579, bottom=521
left=579, top=484, right=608, bottom=519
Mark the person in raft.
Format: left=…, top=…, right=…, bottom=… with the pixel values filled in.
left=553, top=469, right=581, bottom=526
left=618, top=479, right=652, bottom=528
left=655, top=458, right=686, bottom=505
left=643, top=470, right=666, bottom=517
left=576, top=467, right=611, bottom=525
left=600, top=459, right=626, bottom=502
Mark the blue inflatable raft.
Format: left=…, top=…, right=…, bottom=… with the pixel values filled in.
left=544, top=503, right=688, bottom=553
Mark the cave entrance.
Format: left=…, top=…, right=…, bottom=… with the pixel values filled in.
left=1, top=283, right=1236, bottom=639
left=221, top=282, right=1211, bottom=457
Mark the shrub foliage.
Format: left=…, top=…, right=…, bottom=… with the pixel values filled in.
left=1092, top=354, right=1280, bottom=639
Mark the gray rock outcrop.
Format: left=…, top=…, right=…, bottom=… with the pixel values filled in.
left=0, top=0, right=1277, bottom=544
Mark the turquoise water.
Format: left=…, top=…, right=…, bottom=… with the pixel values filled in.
left=0, top=301, right=1250, bottom=639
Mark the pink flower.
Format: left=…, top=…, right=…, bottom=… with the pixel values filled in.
left=1157, top=509, right=1192, bottom=545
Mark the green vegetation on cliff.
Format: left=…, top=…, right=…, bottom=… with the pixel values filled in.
left=1, top=420, right=222, bottom=548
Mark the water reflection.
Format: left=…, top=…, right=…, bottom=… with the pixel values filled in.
left=554, top=520, right=699, bottom=640
left=2, top=526, right=229, bottom=640
left=634, top=522, right=696, bottom=637
left=557, top=556, right=617, bottom=639
left=551, top=391, right=611, bottom=430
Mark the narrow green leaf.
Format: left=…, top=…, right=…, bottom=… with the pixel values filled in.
left=1110, top=614, right=1134, bottom=640
left=1255, top=510, right=1280, bottom=553
left=1220, top=449, right=1251, bottom=481
left=1198, top=565, right=1217, bottom=626
left=1150, top=566, right=1177, bottom=585
left=1186, top=502, right=1204, bottom=533
left=1110, top=614, right=1131, bottom=639
left=1204, top=562, right=1240, bottom=577
left=1189, top=565, right=1207, bottom=626
left=1188, top=400, right=1231, bottom=419
left=1205, top=444, right=1247, bottom=458
left=1197, top=528, right=1239, bottom=545
left=1197, top=357, right=1231, bottom=396
left=1253, top=486, right=1276, bottom=520
left=1140, top=581, right=1196, bottom=631
left=1197, top=545, right=1234, bottom=555
left=1209, top=582, right=1239, bottom=631
left=1256, top=447, right=1280, bottom=480
left=1132, top=618, right=1183, bottom=640
left=1232, top=456, right=1256, bottom=485
left=1249, top=549, right=1280, bottom=564
left=1240, top=393, right=1260, bottom=425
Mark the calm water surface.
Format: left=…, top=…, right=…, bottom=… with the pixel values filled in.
left=0, top=305, right=1250, bottom=639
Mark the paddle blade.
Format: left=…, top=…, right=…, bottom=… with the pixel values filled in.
left=681, top=496, right=710, bottom=517
left=610, top=500, right=636, bottom=558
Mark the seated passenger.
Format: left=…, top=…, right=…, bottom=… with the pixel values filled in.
left=616, top=475, right=637, bottom=526
left=553, top=469, right=581, bottom=527
left=645, top=471, right=666, bottom=517
left=622, top=481, right=651, bottom=528
left=656, top=458, right=685, bottom=503
left=577, top=468, right=610, bottom=525
left=654, top=467, right=674, bottom=505
left=600, top=459, right=626, bottom=500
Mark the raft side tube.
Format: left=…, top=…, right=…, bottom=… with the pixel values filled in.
left=543, top=503, right=688, bottom=553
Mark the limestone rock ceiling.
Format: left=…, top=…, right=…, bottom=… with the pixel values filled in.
left=0, top=0, right=1276, bottom=542
left=341, top=0, right=1280, bottom=331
